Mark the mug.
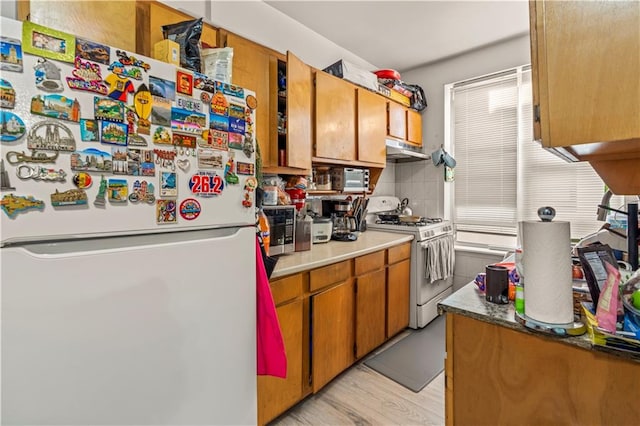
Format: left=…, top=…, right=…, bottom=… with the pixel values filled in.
left=485, top=265, right=509, bottom=304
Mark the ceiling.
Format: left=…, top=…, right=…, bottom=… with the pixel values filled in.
left=264, top=0, right=531, bottom=72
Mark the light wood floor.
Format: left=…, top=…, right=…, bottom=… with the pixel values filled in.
left=270, top=331, right=445, bottom=426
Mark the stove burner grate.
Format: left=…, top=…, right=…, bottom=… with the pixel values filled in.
left=375, top=217, right=444, bottom=227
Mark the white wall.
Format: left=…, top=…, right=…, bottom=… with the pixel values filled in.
left=0, top=0, right=376, bottom=72
left=1, top=1, right=16, bottom=19
left=205, top=1, right=377, bottom=71
left=395, top=34, right=532, bottom=218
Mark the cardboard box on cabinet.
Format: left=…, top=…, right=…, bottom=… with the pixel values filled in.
left=323, top=59, right=379, bottom=92
left=153, top=39, right=180, bottom=66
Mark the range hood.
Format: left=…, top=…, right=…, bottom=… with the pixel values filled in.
left=385, top=139, right=431, bottom=162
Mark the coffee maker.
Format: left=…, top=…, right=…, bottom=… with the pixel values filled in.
left=324, top=199, right=357, bottom=242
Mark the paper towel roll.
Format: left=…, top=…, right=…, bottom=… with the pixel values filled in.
left=520, top=220, right=574, bottom=324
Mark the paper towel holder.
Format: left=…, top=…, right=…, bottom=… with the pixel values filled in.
left=515, top=206, right=587, bottom=337
left=514, top=310, right=586, bottom=336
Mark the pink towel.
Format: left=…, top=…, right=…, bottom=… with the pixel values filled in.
left=256, top=237, right=287, bottom=378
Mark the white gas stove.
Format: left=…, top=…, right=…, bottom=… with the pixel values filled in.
left=366, top=196, right=454, bottom=328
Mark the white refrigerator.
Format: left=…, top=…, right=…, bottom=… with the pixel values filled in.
left=1, top=17, right=257, bottom=425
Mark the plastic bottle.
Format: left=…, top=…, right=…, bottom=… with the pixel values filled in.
left=515, top=248, right=525, bottom=315
left=258, top=208, right=271, bottom=256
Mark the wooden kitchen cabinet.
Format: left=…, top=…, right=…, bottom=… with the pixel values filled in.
left=406, top=109, right=423, bottom=146
left=18, top=1, right=138, bottom=53
left=223, top=31, right=279, bottom=170
left=278, top=51, right=313, bottom=171
left=387, top=102, right=423, bottom=147
left=354, top=251, right=386, bottom=358
left=357, top=89, right=388, bottom=166
left=311, top=279, right=355, bottom=392
left=386, top=243, right=411, bottom=337
left=314, top=71, right=357, bottom=162
left=445, top=313, right=640, bottom=425
left=257, top=273, right=305, bottom=426
left=387, top=259, right=410, bottom=337
left=387, top=101, right=407, bottom=141
left=18, top=1, right=219, bottom=58
left=529, top=0, right=640, bottom=193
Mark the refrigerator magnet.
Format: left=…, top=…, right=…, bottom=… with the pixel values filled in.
left=70, top=148, right=111, bottom=173
left=0, top=111, right=26, bottom=142
left=72, top=172, right=92, bottom=189
left=224, top=153, right=239, bottom=185
left=152, top=127, right=172, bottom=145
left=179, top=198, right=201, bottom=220
left=75, top=37, right=110, bottom=65
left=236, top=162, right=254, bottom=176
left=107, top=178, right=128, bottom=203
left=115, top=50, right=150, bottom=74
left=33, top=58, right=64, bottom=93
left=150, top=96, right=171, bottom=126
left=0, top=159, right=16, bottom=190
left=66, top=56, right=108, bottom=95
left=176, top=158, right=190, bottom=171
left=31, top=94, right=81, bottom=122
left=176, top=70, right=193, bottom=96
left=156, top=199, right=177, bottom=224
left=93, top=175, right=107, bottom=207
left=94, top=96, right=125, bottom=122
left=0, top=36, right=24, bottom=73
left=80, top=119, right=99, bottom=141
left=154, top=149, right=176, bottom=170
left=101, top=121, right=128, bottom=146
left=129, top=180, right=155, bottom=204
left=1, top=194, right=44, bottom=218
left=242, top=135, right=255, bottom=159
left=188, top=171, right=224, bottom=197
left=27, top=120, right=75, bottom=151
left=160, top=171, right=177, bottom=197
left=0, top=79, right=16, bottom=108
left=22, top=21, right=75, bottom=63
left=50, top=188, right=88, bottom=206
left=104, top=73, right=134, bottom=102
left=197, top=148, right=222, bottom=169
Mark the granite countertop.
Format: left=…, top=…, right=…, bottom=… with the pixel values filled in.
left=439, top=282, right=640, bottom=363
left=270, top=231, right=413, bottom=279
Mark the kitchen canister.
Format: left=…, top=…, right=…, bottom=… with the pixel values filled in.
left=485, top=265, right=509, bottom=304
left=519, top=207, right=574, bottom=325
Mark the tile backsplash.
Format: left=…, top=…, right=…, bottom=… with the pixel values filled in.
left=382, top=161, right=443, bottom=218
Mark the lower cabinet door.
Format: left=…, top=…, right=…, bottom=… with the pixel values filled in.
left=257, top=299, right=303, bottom=425
left=387, top=259, right=410, bottom=337
left=355, top=269, right=387, bottom=358
left=312, top=280, right=355, bottom=391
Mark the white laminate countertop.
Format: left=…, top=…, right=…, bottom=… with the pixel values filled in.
left=270, top=231, right=414, bottom=279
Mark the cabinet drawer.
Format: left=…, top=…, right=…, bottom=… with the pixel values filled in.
left=354, top=250, right=385, bottom=276
left=388, top=243, right=411, bottom=264
left=310, top=260, right=351, bottom=292
left=270, top=273, right=304, bottom=306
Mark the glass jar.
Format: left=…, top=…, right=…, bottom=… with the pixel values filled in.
left=316, top=167, right=332, bottom=191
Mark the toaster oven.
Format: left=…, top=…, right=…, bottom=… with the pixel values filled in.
left=330, top=167, right=370, bottom=192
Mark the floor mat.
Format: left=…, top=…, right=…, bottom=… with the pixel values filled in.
left=364, top=315, right=445, bottom=393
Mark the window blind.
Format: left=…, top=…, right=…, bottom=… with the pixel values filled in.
left=452, top=71, right=518, bottom=235
left=450, top=66, right=620, bottom=243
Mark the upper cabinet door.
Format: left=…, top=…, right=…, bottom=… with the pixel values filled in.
left=357, top=89, right=387, bottom=165
left=315, top=72, right=356, bottom=161
left=387, top=102, right=406, bottom=141
left=406, top=109, right=423, bottom=147
left=530, top=0, right=640, bottom=152
left=225, top=32, right=275, bottom=167
left=286, top=51, right=312, bottom=170
left=18, top=1, right=137, bottom=53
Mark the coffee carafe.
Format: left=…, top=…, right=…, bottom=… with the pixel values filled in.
left=331, top=213, right=357, bottom=241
